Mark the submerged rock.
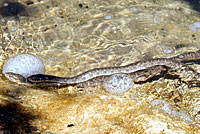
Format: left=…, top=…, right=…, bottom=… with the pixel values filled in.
left=2, top=54, right=45, bottom=78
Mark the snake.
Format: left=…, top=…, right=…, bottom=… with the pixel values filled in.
left=4, top=51, right=200, bottom=87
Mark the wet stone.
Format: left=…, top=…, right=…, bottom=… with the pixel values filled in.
left=0, top=2, right=28, bottom=17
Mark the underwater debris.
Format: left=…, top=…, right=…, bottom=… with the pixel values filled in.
left=0, top=1, right=28, bottom=17
left=185, top=0, right=200, bottom=12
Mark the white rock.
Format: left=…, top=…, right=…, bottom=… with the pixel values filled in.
left=103, top=73, right=133, bottom=94
left=150, top=99, right=192, bottom=123
left=2, top=54, right=45, bottom=78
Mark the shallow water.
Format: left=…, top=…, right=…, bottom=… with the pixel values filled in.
left=1, top=0, right=200, bottom=133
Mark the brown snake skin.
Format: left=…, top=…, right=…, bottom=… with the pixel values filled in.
left=4, top=51, right=200, bottom=87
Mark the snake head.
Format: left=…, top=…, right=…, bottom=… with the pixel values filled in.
left=4, top=72, right=27, bottom=84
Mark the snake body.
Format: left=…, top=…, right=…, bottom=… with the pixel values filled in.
left=4, top=51, right=200, bottom=86
left=24, top=65, right=168, bottom=87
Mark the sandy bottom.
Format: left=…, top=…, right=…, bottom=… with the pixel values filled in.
left=1, top=0, right=200, bottom=133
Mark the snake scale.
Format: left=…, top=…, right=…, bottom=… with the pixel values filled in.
left=4, top=50, right=200, bottom=87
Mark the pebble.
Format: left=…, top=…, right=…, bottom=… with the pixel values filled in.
left=2, top=54, right=45, bottom=78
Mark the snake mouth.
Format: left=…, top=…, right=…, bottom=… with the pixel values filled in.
left=3, top=72, right=26, bottom=84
